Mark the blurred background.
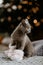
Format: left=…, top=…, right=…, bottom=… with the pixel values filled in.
left=0, top=0, right=43, bottom=43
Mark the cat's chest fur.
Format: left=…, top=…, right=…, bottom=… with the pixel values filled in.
left=12, top=34, right=27, bottom=49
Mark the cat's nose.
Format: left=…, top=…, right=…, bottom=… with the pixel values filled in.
left=28, top=28, right=31, bottom=33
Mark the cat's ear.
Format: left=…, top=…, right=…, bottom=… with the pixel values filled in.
left=22, top=19, right=25, bottom=24
left=19, top=25, right=23, bottom=31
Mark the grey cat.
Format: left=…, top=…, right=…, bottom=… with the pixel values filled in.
left=9, top=19, right=34, bottom=57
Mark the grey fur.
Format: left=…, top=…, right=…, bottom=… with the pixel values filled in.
left=9, top=19, right=34, bottom=57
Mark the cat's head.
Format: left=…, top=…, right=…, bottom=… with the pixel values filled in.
left=21, top=19, right=31, bottom=34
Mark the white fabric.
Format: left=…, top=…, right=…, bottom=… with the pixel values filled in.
left=4, top=49, right=24, bottom=61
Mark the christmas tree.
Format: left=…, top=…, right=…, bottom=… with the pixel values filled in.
left=0, top=0, right=43, bottom=40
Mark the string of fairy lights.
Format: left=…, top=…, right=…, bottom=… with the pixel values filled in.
left=0, top=0, right=43, bottom=33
